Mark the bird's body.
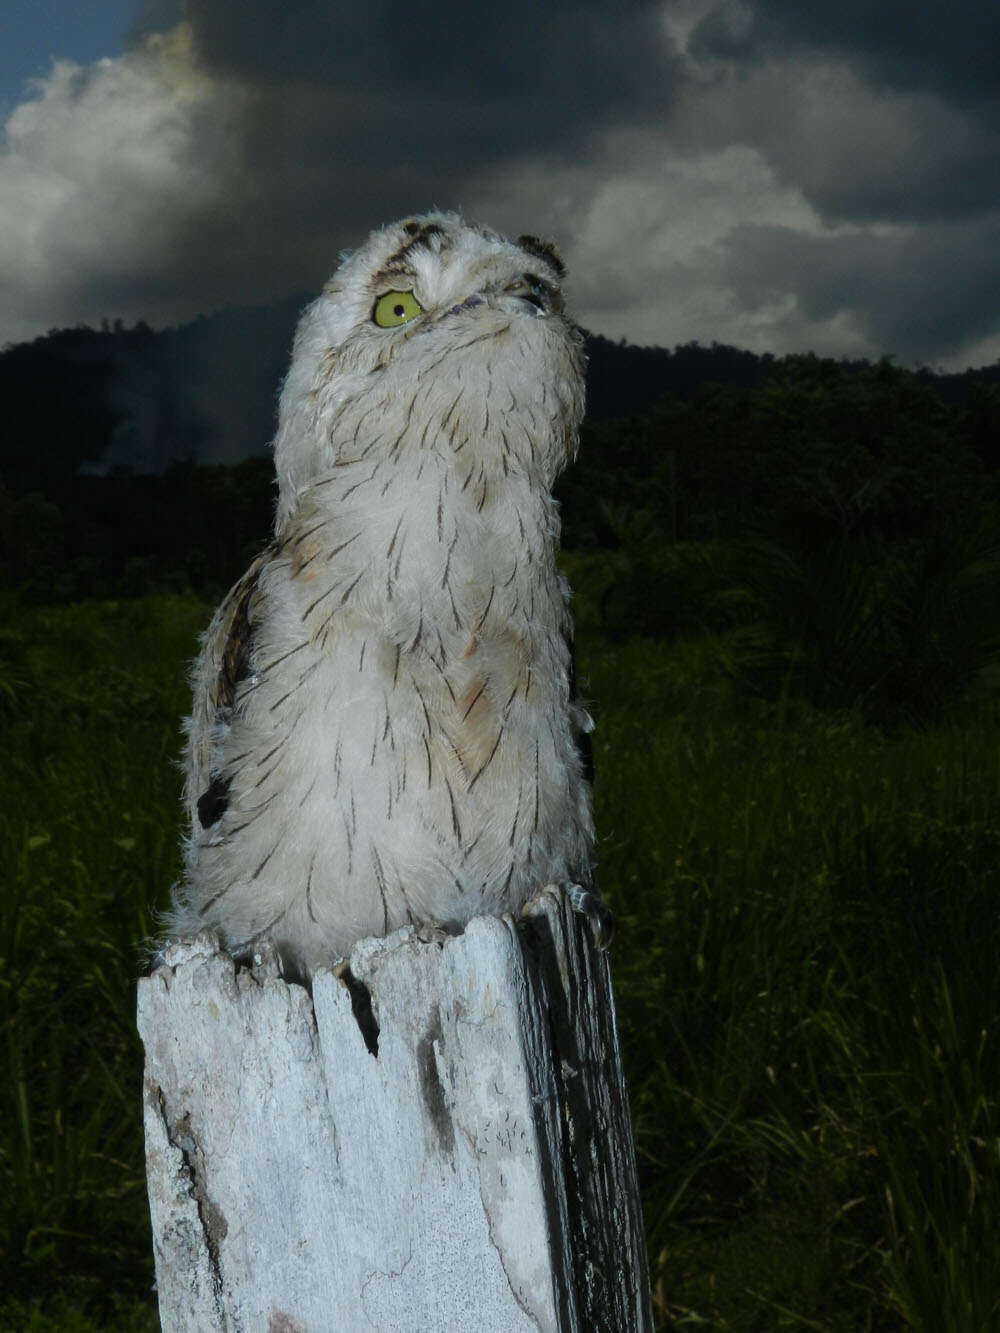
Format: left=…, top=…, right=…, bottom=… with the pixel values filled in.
left=167, top=214, right=599, bottom=978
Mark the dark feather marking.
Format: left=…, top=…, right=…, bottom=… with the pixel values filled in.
left=440, top=530, right=460, bottom=589
left=251, top=842, right=278, bottom=880
left=338, top=568, right=365, bottom=605
left=371, top=848, right=390, bottom=934
left=381, top=220, right=445, bottom=272
left=467, top=729, right=503, bottom=791
left=292, top=519, right=331, bottom=549
left=340, top=462, right=380, bottom=504
left=224, top=799, right=276, bottom=836
left=457, top=329, right=500, bottom=352
left=392, top=644, right=401, bottom=688
left=517, top=233, right=565, bottom=277
left=532, top=738, right=540, bottom=832
left=302, top=574, right=349, bottom=620
left=436, top=638, right=449, bottom=675
left=253, top=760, right=279, bottom=790
left=447, top=585, right=461, bottom=630
left=461, top=830, right=482, bottom=862
left=460, top=468, right=474, bottom=493
left=229, top=903, right=291, bottom=956
left=197, top=775, right=230, bottom=829
left=423, top=735, right=433, bottom=787
left=389, top=396, right=418, bottom=458
left=414, top=681, right=432, bottom=734
left=509, top=781, right=522, bottom=846
left=436, top=489, right=444, bottom=542
left=324, top=531, right=364, bottom=564
left=462, top=682, right=486, bottom=721
left=429, top=654, right=456, bottom=701
left=386, top=513, right=405, bottom=560
left=217, top=558, right=268, bottom=713
left=350, top=406, right=375, bottom=447
left=396, top=877, right=417, bottom=926
left=521, top=424, right=538, bottom=465
left=444, top=774, right=462, bottom=842
left=197, top=883, right=233, bottom=917
left=342, top=809, right=354, bottom=875
left=500, top=860, right=516, bottom=898
left=476, top=583, right=495, bottom=631
left=440, top=390, right=463, bottom=434
left=305, top=850, right=319, bottom=923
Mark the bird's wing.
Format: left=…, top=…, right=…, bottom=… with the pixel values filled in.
left=184, top=544, right=276, bottom=831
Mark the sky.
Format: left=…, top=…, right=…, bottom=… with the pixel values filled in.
left=1, top=1, right=999, bottom=370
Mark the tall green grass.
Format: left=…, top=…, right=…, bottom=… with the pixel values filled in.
left=1, top=595, right=200, bottom=1330
left=578, top=628, right=1000, bottom=1329
left=3, top=589, right=999, bottom=1328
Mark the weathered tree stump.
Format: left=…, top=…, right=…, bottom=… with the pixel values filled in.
left=138, top=884, right=653, bottom=1332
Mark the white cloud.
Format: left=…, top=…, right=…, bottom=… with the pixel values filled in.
left=0, top=25, right=247, bottom=345
left=467, top=133, right=876, bottom=359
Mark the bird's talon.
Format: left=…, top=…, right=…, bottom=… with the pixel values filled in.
left=566, top=882, right=616, bottom=950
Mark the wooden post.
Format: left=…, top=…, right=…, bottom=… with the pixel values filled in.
left=138, top=884, right=653, bottom=1332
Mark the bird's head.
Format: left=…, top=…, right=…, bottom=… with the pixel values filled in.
left=273, top=213, right=585, bottom=530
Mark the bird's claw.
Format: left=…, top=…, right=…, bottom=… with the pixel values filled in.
left=521, top=882, right=615, bottom=949
left=566, top=883, right=616, bottom=950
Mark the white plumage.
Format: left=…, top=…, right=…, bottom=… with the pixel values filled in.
left=167, top=213, right=606, bottom=978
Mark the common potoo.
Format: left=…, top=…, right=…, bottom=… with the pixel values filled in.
left=166, top=213, right=611, bottom=978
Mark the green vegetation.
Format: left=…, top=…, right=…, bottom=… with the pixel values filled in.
left=4, top=350, right=1000, bottom=1326
left=1, top=596, right=200, bottom=1331
left=3, top=579, right=1000, bottom=1329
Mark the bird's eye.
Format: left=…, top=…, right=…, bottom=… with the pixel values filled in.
left=373, top=290, right=424, bottom=327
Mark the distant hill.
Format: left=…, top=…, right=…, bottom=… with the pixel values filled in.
left=2, top=305, right=999, bottom=489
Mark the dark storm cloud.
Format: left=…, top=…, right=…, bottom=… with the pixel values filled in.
left=725, top=215, right=1000, bottom=365
left=677, top=0, right=1000, bottom=231
left=691, top=0, right=1000, bottom=109
left=183, top=0, right=679, bottom=154
left=749, top=0, right=1000, bottom=112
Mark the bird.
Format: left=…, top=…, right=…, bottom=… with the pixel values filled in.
left=165, top=212, right=613, bottom=980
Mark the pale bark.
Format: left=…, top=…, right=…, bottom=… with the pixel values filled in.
left=138, top=884, right=653, bottom=1332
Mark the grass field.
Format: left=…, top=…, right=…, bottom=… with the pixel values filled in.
left=2, top=583, right=999, bottom=1330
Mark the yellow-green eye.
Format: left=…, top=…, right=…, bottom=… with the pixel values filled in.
left=373, top=290, right=424, bottom=327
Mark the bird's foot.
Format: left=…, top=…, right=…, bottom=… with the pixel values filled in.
left=566, top=883, right=616, bottom=950
left=521, top=882, right=616, bottom=950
